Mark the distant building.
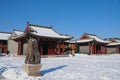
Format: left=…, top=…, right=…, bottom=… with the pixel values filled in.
left=77, top=33, right=109, bottom=54
left=0, top=32, right=11, bottom=53
left=65, top=40, right=76, bottom=54
left=106, top=38, right=120, bottom=54
left=11, top=23, right=73, bottom=55
left=8, top=30, right=23, bottom=56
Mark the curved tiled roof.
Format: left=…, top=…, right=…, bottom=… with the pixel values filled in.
left=14, top=30, right=23, bottom=35
left=29, top=25, right=72, bottom=39
left=0, top=32, right=11, bottom=40
left=12, top=23, right=72, bottom=40
left=108, top=42, right=120, bottom=46
left=77, top=33, right=109, bottom=43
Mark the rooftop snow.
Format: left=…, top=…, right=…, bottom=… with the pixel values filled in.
left=65, top=39, right=77, bottom=43
left=77, top=34, right=109, bottom=43
left=77, top=39, right=93, bottom=43
left=30, top=25, right=72, bottom=39
left=88, top=34, right=109, bottom=43
left=0, top=32, right=11, bottom=40
left=14, top=31, right=23, bottom=35
left=108, top=42, right=120, bottom=46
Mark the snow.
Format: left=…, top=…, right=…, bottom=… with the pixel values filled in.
left=14, top=31, right=23, bottom=35
left=77, top=39, right=93, bottom=43
left=77, top=34, right=109, bottom=43
left=30, top=26, right=72, bottom=39
left=115, top=39, right=120, bottom=43
left=108, top=42, right=120, bottom=46
left=0, top=54, right=120, bottom=80
left=87, top=35, right=109, bottom=43
left=0, top=33, right=11, bottom=40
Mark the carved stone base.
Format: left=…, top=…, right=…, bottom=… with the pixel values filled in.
left=24, top=64, right=42, bottom=76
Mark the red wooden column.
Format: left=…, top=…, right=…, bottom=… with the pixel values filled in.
left=119, top=46, right=120, bottom=53
left=101, top=44, right=104, bottom=54
left=37, top=41, right=41, bottom=55
left=40, top=42, right=43, bottom=55
left=0, top=42, right=3, bottom=53
left=94, top=44, right=96, bottom=54
left=116, top=46, right=118, bottom=53
left=41, top=48, right=43, bottom=55
left=0, top=42, right=2, bottom=47
left=92, top=44, right=94, bottom=54
left=62, top=43, right=65, bottom=55
left=54, top=46, right=56, bottom=55
left=102, top=45, right=104, bottom=54
left=55, top=43, right=57, bottom=55
left=18, top=41, right=22, bottom=55
left=58, top=44, right=61, bottom=55
left=91, top=44, right=93, bottom=55
left=92, top=44, right=96, bottom=54
left=116, top=46, right=119, bottom=53
left=57, top=44, right=60, bottom=55
left=117, top=46, right=120, bottom=53
left=89, top=43, right=91, bottom=54
left=104, top=45, right=107, bottom=54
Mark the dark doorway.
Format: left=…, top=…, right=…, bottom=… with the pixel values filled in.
left=43, top=43, right=48, bottom=55
left=96, top=45, right=101, bottom=54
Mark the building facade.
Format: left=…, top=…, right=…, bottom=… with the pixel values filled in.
left=8, top=30, right=23, bottom=56
left=77, top=33, right=109, bottom=55
left=11, top=23, right=73, bottom=55
left=106, top=38, right=120, bottom=54
left=0, top=32, right=11, bottom=54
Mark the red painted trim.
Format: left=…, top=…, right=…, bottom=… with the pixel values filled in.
left=58, top=44, right=60, bottom=55
left=105, top=46, right=107, bottom=54
left=3, top=48, right=7, bottom=53
left=89, top=44, right=91, bottom=54
left=54, top=48, right=56, bottom=55
left=92, top=44, right=96, bottom=54
left=62, top=43, right=64, bottom=55
left=80, top=34, right=89, bottom=39
left=95, top=44, right=96, bottom=54
left=24, top=27, right=30, bottom=34
left=119, top=46, right=120, bottom=53
left=0, top=42, right=8, bottom=53
left=116, top=46, right=119, bottom=53
left=18, top=41, right=22, bottom=55
left=40, top=48, right=43, bottom=55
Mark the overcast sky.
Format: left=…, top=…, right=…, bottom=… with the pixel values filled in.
left=0, top=0, right=120, bottom=39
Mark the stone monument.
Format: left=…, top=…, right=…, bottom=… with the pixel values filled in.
left=24, top=38, right=42, bottom=76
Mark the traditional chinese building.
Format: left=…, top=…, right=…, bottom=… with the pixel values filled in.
left=0, top=32, right=11, bottom=53
left=11, top=23, right=73, bottom=55
left=65, top=40, right=76, bottom=53
left=105, top=38, right=120, bottom=54
left=77, top=33, right=109, bottom=54
left=8, top=30, right=23, bottom=56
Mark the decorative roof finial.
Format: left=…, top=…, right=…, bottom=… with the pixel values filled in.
left=50, top=25, right=53, bottom=28
left=27, top=21, right=29, bottom=25
left=13, top=28, right=16, bottom=31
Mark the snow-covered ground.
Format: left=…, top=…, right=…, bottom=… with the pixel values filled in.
left=0, top=54, right=120, bottom=80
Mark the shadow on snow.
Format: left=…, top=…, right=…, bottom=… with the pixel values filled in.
left=41, top=65, right=67, bottom=76
left=0, top=67, right=7, bottom=75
